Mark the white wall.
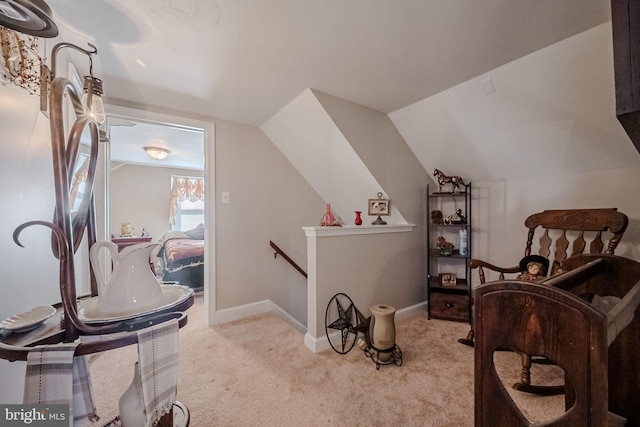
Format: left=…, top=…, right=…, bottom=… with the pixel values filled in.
left=261, top=89, right=407, bottom=224
left=110, top=163, right=203, bottom=240
left=304, top=226, right=421, bottom=351
left=470, top=168, right=640, bottom=285
left=313, top=90, right=430, bottom=227
left=0, top=85, right=57, bottom=402
left=214, top=120, right=324, bottom=323
left=390, top=22, right=640, bottom=278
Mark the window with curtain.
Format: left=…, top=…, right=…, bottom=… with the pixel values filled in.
left=169, top=175, right=205, bottom=231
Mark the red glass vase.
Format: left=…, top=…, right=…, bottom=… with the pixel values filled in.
left=355, top=211, right=363, bottom=226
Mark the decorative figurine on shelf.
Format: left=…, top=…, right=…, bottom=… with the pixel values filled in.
left=120, top=222, right=133, bottom=237
left=452, top=209, right=467, bottom=224
left=443, top=209, right=467, bottom=225
left=431, top=210, right=444, bottom=225
left=433, top=168, right=466, bottom=193
left=516, top=255, right=549, bottom=282
left=436, top=236, right=454, bottom=256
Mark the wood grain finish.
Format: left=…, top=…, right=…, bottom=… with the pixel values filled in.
left=429, top=292, right=469, bottom=322
left=466, top=208, right=628, bottom=395
left=475, top=254, right=640, bottom=426
left=612, top=0, right=640, bottom=152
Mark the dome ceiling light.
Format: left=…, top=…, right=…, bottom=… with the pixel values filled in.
left=144, top=146, right=171, bottom=160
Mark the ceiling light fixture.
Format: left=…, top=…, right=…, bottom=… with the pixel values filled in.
left=144, top=146, right=171, bottom=160
left=0, top=0, right=56, bottom=96
left=0, top=0, right=58, bottom=38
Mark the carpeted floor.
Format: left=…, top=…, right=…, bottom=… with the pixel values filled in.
left=89, top=296, right=565, bottom=426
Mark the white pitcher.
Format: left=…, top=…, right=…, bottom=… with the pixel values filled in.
left=90, top=241, right=163, bottom=316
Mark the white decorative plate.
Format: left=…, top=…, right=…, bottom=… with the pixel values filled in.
left=0, top=305, right=57, bottom=333
left=77, top=285, right=193, bottom=324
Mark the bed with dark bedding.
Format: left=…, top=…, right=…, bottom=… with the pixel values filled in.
left=157, top=225, right=204, bottom=291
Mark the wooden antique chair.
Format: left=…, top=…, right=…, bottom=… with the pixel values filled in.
left=464, top=208, right=629, bottom=395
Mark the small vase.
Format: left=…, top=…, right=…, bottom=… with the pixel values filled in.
left=322, top=204, right=335, bottom=225
left=354, top=211, right=362, bottom=226
left=119, top=362, right=146, bottom=427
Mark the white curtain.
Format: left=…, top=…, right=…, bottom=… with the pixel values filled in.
left=169, top=176, right=205, bottom=224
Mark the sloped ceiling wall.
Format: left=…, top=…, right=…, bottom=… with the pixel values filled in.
left=261, top=23, right=640, bottom=233
left=261, top=89, right=429, bottom=225
left=390, top=23, right=640, bottom=182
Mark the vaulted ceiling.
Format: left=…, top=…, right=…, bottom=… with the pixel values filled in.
left=47, top=0, right=611, bottom=127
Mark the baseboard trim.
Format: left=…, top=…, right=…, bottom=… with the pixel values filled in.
left=396, top=300, right=428, bottom=320
left=210, top=299, right=307, bottom=334
left=211, top=299, right=428, bottom=354
left=210, top=299, right=273, bottom=325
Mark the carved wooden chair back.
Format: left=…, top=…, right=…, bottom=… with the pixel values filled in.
left=472, top=208, right=629, bottom=284
left=523, top=208, right=628, bottom=276
left=466, top=208, right=629, bottom=398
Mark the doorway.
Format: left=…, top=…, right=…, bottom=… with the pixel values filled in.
left=100, top=106, right=215, bottom=301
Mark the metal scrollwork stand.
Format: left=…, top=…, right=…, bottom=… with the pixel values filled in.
left=0, top=55, right=192, bottom=362
left=363, top=344, right=403, bottom=370
left=0, top=46, right=192, bottom=427
left=325, top=293, right=402, bottom=369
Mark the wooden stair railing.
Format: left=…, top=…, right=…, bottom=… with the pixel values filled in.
left=270, top=240, right=307, bottom=278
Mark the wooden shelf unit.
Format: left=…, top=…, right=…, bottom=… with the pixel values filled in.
left=426, top=183, right=472, bottom=322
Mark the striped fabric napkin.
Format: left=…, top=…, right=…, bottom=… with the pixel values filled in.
left=136, top=318, right=179, bottom=426
left=24, top=343, right=99, bottom=426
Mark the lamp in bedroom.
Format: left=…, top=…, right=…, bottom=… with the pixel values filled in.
left=144, top=146, right=171, bottom=160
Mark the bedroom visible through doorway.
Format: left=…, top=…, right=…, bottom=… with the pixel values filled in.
left=100, top=105, right=213, bottom=299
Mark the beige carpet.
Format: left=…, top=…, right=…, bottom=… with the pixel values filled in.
left=89, top=296, right=565, bottom=426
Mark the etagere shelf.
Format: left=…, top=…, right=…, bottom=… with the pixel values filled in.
left=426, top=183, right=472, bottom=322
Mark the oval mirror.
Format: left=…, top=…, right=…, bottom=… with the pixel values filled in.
left=50, top=75, right=99, bottom=255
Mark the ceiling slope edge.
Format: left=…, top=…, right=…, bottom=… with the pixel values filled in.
left=261, top=88, right=418, bottom=225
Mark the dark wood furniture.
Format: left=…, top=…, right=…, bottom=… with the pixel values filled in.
left=465, top=208, right=628, bottom=394
left=112, top=236, right=153, bottom=251
left=426, top=183, right=472, bottom=322
left=612, top=0, right=640, bottom=152
left=474, top=254, right=640, bottom=426
left=112, top=236, right=155, bottom=272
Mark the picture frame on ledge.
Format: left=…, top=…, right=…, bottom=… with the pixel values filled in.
left=368, top=192, right=390, bottom=225
left=439, top=273, right=457, bottom=287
